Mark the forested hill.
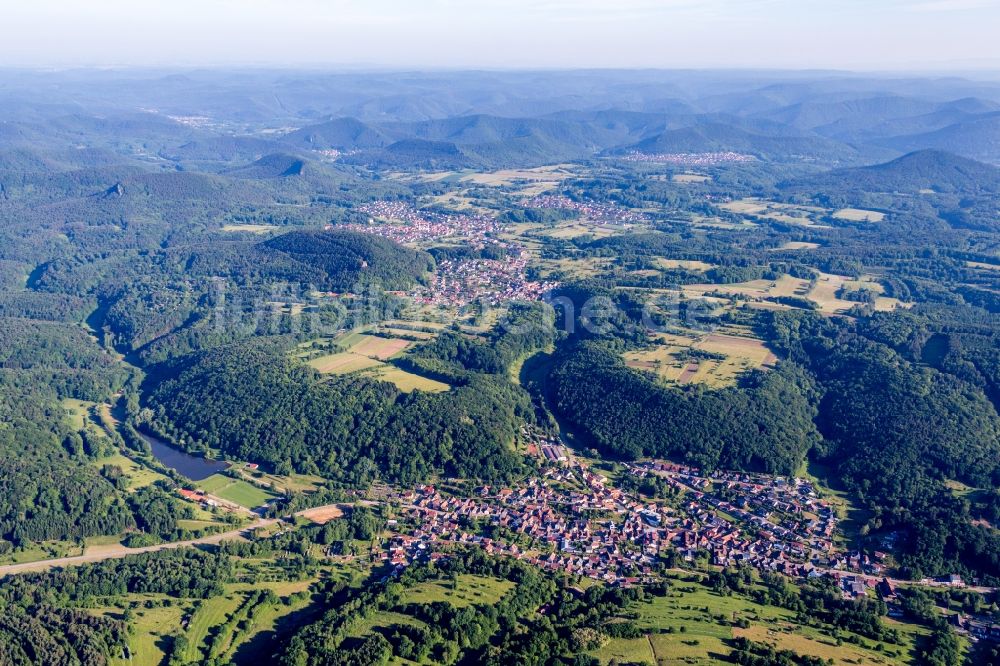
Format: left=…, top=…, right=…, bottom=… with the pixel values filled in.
left=261, top=229, right=434, bottom=291
left=782, top=149, right=1000, bottom=196
left=550, top=341, right=820, bottom=475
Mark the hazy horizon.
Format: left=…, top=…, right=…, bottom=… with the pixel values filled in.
left=5, top=0, right=1000, bottom=71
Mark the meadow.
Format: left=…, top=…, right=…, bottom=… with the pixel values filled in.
left=623, top=329, right=776, bottom=388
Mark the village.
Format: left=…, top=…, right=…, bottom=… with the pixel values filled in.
left=411, top=251, right=558, bottom=307
left=365, top=433, right=869, bottom=593
left=524, top=194, right=648, bottom=224
left=620, top=150, right=757, bottom=165
left=348, top=201, right=500, bottom=244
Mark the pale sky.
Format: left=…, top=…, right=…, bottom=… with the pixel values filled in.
left=4, top=0, right=1000, bottom=71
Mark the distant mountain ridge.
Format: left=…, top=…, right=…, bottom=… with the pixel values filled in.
left=780, top=150, right=1000, bottom=206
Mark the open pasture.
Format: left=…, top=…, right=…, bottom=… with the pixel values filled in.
left=734, top=623, right=917, bottom=666
left=400, top=573, right=514, bottom=608
left=62, top=398, right=97, bottom=430
left=833, top=208, right=885, bottom=223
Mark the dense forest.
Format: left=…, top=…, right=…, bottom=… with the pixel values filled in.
left=550, top=341, right=819, bottom=474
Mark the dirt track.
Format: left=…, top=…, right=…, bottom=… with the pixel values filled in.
left=0, top=503, right=347, bottom=577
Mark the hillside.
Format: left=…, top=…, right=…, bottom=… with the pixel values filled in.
left=281, top=116, right=393, bottom=150
left=878, top=112, right=1000, bottom=165
left=261, top=229, right=434, bottom=291
left=783, top=149, right=1000, bottom=195
left=627, top=122, right=865, bottom=162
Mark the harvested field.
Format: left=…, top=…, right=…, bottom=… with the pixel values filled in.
left=350, top=334, right=411, bottom=359
left=672, top=172, right=711, bottom=183
left=221, top=224, right=279, bottom=233
left=308, top=352, right=383, bottom=374
left=299, top=505, right=345, bottom=524
left=373, top=366, right=450, bottom=393
left=655, top=258, right=715, bottom=271
left=833, top=208, right=885, bottom=222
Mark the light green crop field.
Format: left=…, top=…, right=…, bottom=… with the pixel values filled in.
left=373, top=365, right=451, bottom=393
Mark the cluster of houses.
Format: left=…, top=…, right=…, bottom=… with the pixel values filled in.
left=349, top=201, right=500, bottom=244
left=412, top=251, right=558, bottom=307
left=524, top=195, right=647, bottom=224
left=372, top=456, right=852, bottom=586
left=620, top=151, right=756, bottom=165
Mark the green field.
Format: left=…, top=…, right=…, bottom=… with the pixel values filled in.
left=62, top=398, right=97, bottom=430
left=591, top=577, right=925, bottom=666
left=197, top=475, right=277, bottom=508
left=92, top=453, right=169, bottom=490
left=400, top=573, right=514, bottom=608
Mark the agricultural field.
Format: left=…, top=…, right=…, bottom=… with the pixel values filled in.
left=624, top=329, right=776, bottom=388
left=654, top=258, right=716, bottom=272
left=719, top=199, right=830, bottom=228
left=350, top=334, right=412, bottom=359
left=459, top=164, right=576, bottom=194
left=774, top=241, right=820, bottom=250
left=535, top=256, right=615, bottom=279
left=833, top=208, right=885, bottom=223
left=683, top=272, right=906, bottom=314
left=197, top=474, right=278, bottom=508
left=371, top=365, right=450, bottom=393
left=308, top=351, right=384, bottom=374
left=684, top=274, right=811, bottom=302
left=671, top=172, right=712, bottom=183
left=808, top=272, right=905, bottom=313
left=538, top=221, right=634, bottom=240
left=220, top=224, right=280, bottom=233
left=305, top=330, right=449, bottom=392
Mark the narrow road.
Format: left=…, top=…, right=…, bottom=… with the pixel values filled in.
left=0, top=503, right=346, bottom=577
